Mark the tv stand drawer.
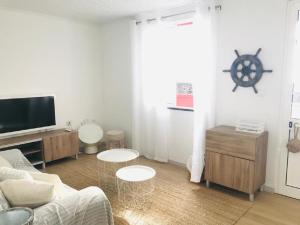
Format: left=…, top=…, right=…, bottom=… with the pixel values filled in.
left=43, top=131, right=79, bottom=162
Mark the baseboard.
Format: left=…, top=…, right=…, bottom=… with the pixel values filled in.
left=263, top=185, right=275, bottom=193
left=168, top=160, right=186, bottom=168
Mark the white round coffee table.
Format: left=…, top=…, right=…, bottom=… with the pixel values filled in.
left=97, top=149, right=139, bottom=192
left=116, top=165, right=156, bottom=210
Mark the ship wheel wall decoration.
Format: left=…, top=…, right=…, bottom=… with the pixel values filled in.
left=223, top=48, right=273, bottom=94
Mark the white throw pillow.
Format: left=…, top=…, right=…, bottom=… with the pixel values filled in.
left=0, top=156, right=12, bottom=168
left=0, top=167, right=33, bottom=182
left=29, top=172, right=64, bottom=196
left=0, top=179, right=55, bottom=208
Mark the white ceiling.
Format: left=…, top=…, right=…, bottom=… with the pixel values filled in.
left=0, top=0, right=194, bottom=24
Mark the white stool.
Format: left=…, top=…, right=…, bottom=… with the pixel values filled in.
left=106, top=130, right=125, bottom=149
left=116, top=165, right=156, bottom=210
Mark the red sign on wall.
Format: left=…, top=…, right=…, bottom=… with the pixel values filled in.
left=176, top=83, right=193, bottom=108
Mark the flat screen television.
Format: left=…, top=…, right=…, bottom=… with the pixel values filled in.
left=0, top=96, right=56, bottom=135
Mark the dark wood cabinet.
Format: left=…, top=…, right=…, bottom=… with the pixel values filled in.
left=205, top=126, right=268, bottom=201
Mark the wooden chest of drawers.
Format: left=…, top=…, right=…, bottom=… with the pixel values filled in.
left=204, top=126, right=268, bottom=201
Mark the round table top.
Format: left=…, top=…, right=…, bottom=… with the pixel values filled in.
left=116, top=165, right=156, bottom=182
left=97, top=149, right=139, bottom=163
left=0, top=207, right=33, bottom=225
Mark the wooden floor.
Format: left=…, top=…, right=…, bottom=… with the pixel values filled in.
left=43, top=154, right=300, bottom=225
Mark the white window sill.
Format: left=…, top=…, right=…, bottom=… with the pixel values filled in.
left=167, top=106, right=194, bottom=112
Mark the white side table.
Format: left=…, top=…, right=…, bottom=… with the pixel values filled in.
left=116, top=165, right=156, bottom=210
left=97, top=149, right=139, bottom=192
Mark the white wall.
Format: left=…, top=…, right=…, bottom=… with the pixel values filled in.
left=0, top=8, right=103, bottom=130
left=101, top=20, right=133, bottom=146
left=216, top=0, right=287, bottom=189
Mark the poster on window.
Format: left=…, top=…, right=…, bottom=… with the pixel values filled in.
left=176, top=83, right=193, bottom=108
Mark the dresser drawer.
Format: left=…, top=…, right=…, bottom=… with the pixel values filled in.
left=205, top=151, right=255, bottom=193
left=206, top=130, right=257, bottom=160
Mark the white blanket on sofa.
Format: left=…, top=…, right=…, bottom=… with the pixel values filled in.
left=0, top=149, right=114, bottom=225
left=34, top=186, right=113, bottom=225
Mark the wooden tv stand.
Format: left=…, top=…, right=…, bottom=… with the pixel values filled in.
left=0, top=129, right=79, bottom=169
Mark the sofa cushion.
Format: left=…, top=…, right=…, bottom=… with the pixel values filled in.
left=0, top=190, right=9, bottom=210
left=0, top=156, right=12, bottom=168
left=30, top=172, right=64, bottom=196
left=0, top=179, right=55, bottom=208
left=0, top=167, right=33, bottom=182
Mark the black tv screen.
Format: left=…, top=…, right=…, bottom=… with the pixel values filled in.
left=0, top=96, right=56, bottom=134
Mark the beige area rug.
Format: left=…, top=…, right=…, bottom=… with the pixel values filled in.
left=44, top=155, right=252, bottom=225
left=107, top=171, right=252, bottom=225
left=108, top=183, right=252, bottom=225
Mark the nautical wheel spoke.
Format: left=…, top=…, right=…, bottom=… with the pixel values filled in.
left=247, top=74, right=254, bottom=80
left=252, top=85, right=258, bottom=94
left=232, top=84, right=238, bottom=92
left=239, top=74, right=246, bottom=80
left=263, top=69, right=273, bottom=73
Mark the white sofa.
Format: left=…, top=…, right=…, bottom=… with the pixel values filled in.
left=0, top=149, right=114, bottom=225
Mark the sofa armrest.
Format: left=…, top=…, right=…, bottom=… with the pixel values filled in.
left=0, top=149, right=37, bottom=172
left=33, top=186, right=114, bottom=225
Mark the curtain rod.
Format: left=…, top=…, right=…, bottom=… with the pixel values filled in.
left=136, top=5, right=222, bottom=25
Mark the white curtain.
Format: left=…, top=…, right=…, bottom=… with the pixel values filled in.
left=131, top=1, right=217, bottom=172
left=131, top=20, right=170, bottom=162
left=189, top=2, right=217, bottom=182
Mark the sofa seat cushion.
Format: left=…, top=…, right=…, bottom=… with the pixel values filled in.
left=0, top=179, right=55, bottom=208
left=29, top=172, right=64, bottom=197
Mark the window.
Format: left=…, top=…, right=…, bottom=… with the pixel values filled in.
left=163, top=19, right=198, bottom=111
